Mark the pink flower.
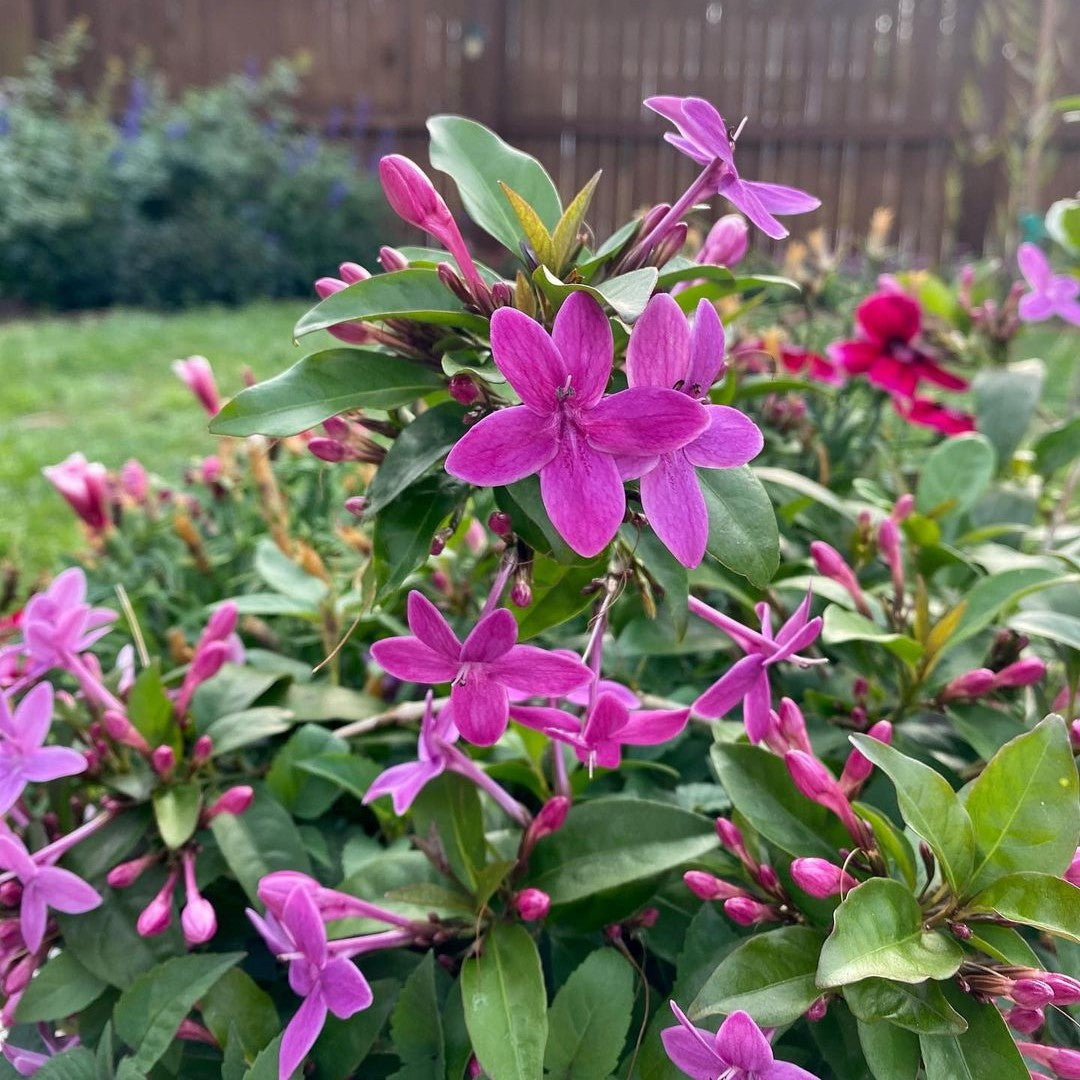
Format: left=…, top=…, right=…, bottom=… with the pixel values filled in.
left=0, top=683, right=87, bottom=814
left=698, top=214, right=750, bottom=268
left=623, top=295, right=763, bottom=567
left=777, top=344, right=844, bottom=387
left=646, top=96, right=820, bottom=239
left=829, top=291, right=967, bottom=400
left=314, top=262, right=374, bottom=345
left=1016, top=1041, right=1080, bottom=1079
left=445, top=293, right=709, bottom=557
left=790, top=858, right=856, bottom=898
left=891, top=396, right=976, bottom=435
left=180, top=850, right=216, bottom=947
left=42, top=454, right=110, bottom=533
left=369, top=592, right=591, bottom=745
left=0, top=832, right=101, bottom=952
left=120, top=459, right=149, bottom=502
left=992, top=656, right=1046, bottom=689
left=172, top=356, right=221, bottom=416
left=661, top=1002, right=820, bottom=1079
left=514, top=888, right=550, bottom=921
left=1017, top=243, right=1080, bottom=326
left=137, top=869, right=177, bottom=937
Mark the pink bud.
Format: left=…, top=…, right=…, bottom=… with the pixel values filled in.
left=191, top=641, right=229, bottom=685
left=723, top=896, right=779, bottom=926
left=839, top=720, right=892, bottom=794
left=683, top=871, right=747, bottom=902
left=755, top=865, right=781, bottom=893
left=308, top=437, right=352, bottom=463
left=103, top=710, right=150, bottom=754
left=172, top=356, right=220, bottom=416
left=510, top=582, right=532, bottom=608
left=120, top=459, right=149, bottom=502
left=530, top=797, right=570, bottom=842
left=137, top=870, right=178, bottom=936
left=345, top=496, right=368, bottom=518
left=715, top=817, right=744, bottom=851
left=192, top=735, right=213, bottom=764
left=514, top=888, right=550, bottom=921
left=777, top=698, right=813, bottom=755
left=1046, top=973, right=1080, bottom=1005
left=204, top=602, right=239, bottom=643
left=1004, top=1006, right=1044, bottom=1034
left=206, top=786, right=255, bottom=820
left=785, top=750, right=863, bottom=839
left=181, top=851, right=216, bottom=946
left=378, top=246, right=410, bottom=272
left=151, top=745, right=175, bottom=777
left=448, top=373, right=480, bottom=405
left=891, top=494, right=915, bottom=521
left=488, top=511, right=512, bottom=536
left=491, top=281, right=514, bottom=309
left=467, top=1055, right=482, bottom=1079
left=322, top=415, right=352, bottom=441
left=698, top=214, right=749, bottom=268
left=943, top=668, right=996, bottom=701
left=42, top=453, right=111, bottom=532
left=806, top=996, right=829, bottom=1022
left=992, top=657, right=1047, bottom=689
left=810, top=541, right=870, bottom=615
left=176, top=1019, right=219, bottom=1046
left=107, top=853, right=158, bottom=889
left=637, top=907, right=659, bottom=928
left=4, top=954, right=38, bottom=995
left=853, top=677, right=869, bottom=698
left=1015, top=1043, right=1080, bottom=1079
left=878, top=516, right=905, bottom=597
left=1011, top=978, right=1055, bottom=1007
left=791, top=857, right=857, bottom=898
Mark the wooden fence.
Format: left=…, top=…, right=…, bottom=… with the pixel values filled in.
left=3, top=0, right=1079, bottom=260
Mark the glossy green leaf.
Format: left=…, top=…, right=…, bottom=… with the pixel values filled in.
left=857, top=1020, right=920, bottom=1080
left=1033, top=415, right=1080, bottom=477
left=204, top=706, right=295, bottom=756
left=512, top=551, right=607, bottom=640
left=822, top=607, right=923, bottom=666
left=428, top=115, right=561, bottom=252
left=754, top=466, right=858, bottom=520
left=412, top=772, right=486, bottom=891
left=16, top=951, right=107, bottom=1023
left=312, top=982, right=397, bottom=1080
left=267, top=724, right=350, bottom=819
left=462, top=924, right=547, bottom=1080
left=915, top=434, right=996, bottom=518
left=844, top=978, right=967, bottom=1034
left=534, top=265, right=659, bottom=323
left=126, top=664, right=178, bottom=755
left=961, top=715, right=1079, bottom=892
left=31, top=1050, right=97, bottom=1080
left=552, top=171, right=602, bottom=272
left=1008, top=610, right=1080, bottom=652
left=701, top=465, right=780, bottom=587
left=691, top=926, right=825, bottom=1026
left=199, top=968, right=279, bottom=1059
left=946, top=567, right=1066, bottom=651
left=151, top=781, right=202, bottom=849
left=965, top=872, right=1080, bottom=942
left=817, top=879, right=964, bottom=987
left=390, top=953, right=446, bottom=1078
left=295, top=753, right=382, bottom=802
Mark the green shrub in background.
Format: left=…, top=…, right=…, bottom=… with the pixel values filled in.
left=0, top=23, right=389, bottom=310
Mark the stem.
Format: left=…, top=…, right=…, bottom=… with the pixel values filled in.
left=63, top=651, right=124, bottom=713
left=480, top=549, right=519, bottom=620
left=445, top=746, right=531, bottom=827
left=335, top=696, right=450, bottom=740
left=326, top=928, right=418, bottom=959
left=628, top=161, right=723, bottom=262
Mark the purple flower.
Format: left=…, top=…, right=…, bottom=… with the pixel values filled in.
left=249, top=886, right=372, bottom=1080
left=691, top=594, right=823, bottom=736
left=369, top=591, right=591, bottom=745
left=661, top=1002, right=820, bottom=1079
left=445, top=293, right=709, bottom=557
left=0, top=832, right=101, bottom=953
left=0, top=683, right=87, bottom=814
left=624, top=295, right=763, bottom=567
left=646, top=96, right=820, bottom=239
left=1017, top=243, right=1080, bottom=326
left=512, top=691, right=690, bottom=772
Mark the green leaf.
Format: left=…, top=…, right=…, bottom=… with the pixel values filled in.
left=499, top=181, right=556, bottom=267
left=527, top=797, right=717, bottom=906
left=544, top=949, right=635, bottom=1080
left=848, top=735, right=975, bottom=894
left=31, top=1050, right=97, bottom=1080
left=918, top=983, right=1029, bottom=1080
left=152, top=782, right=202, bottom=849
left=199, top=968, right=279, bottom=1059
left=710, top=743, right=850, bottom=861
left=242, top=1036, right=282, bottom=1080
left=533, top=265, right=659, bottom=323
left=691, top=926, right=825, bottom=1026
left=915, top=434, right=996, bottom=518
left=495, top=476, right=574, bottom=562
left=365, top=401, right=468, bottom=515
left=390, top=953, right=446, bottom=1079
left=267, top=724, right=350, bottom=819
left=411, top=772, right=486, bottom=891
left=210, top=785, right=311, bottom=903
left=126, top=664, right=178, bottom=754
left=857, top=1020, right=920, bottom=1080
left=253, top=538, right=329, bottom=606
left=1033, top=415, right=1080, bottom=477
left=822, top=607, right=923, bottom=666
left=210, top=347, right=445, bottom=437
left=1008, top=610, right=1080, bottom=651
left=204, top=706, right=295, bottom=756
left=817, top=879, right=964, bottom=987
left=462, top=924, right=548, bottom=1080
left=701, top=465, right=780, bottom=587
left=295, top=753, right=382, bottom=802
left=627, top=524, right=689, bottom=637
left=961, top=715, right=1079, bottom=893
left=973, top=361, right=1043, bottom=464
left=754, top=466, right=858, bottom=521
left=428, top=115, right=561, bottom=252
left=113, top=953, right=243, bottom=1073
left=946, top=567, right=1066, bottom=652
left=15, top=951, right=107, bottom=1023
left=965, top=872, right=1080, bottom=942
left=844, top=978, right=967, bottom=1034
left=512, top=551, right=607, bottom=640
left=312, top=982, right=397, bottom=1080
left=552, top=171, right=602, bottom=272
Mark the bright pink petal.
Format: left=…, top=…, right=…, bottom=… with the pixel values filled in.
left=12, top=682, right=53, bottom=749
left=693, top=654, right=765, bottom=718
left=406, top=591, right=461, bottom=659
left=19, top=888, right=48, bottom=953
left=615, top=453, right=659, bottom=481
left=640, top=452, right=709, bottom=569
left=769, top=1062, right=824, bottom=1080
left=451, top=671, right=509, bottom=746
left=856, top=292, right=920, bottom=346
left=551, top=292, right=613, bottom=407
left=663, top=132, right=713, bottom=166
left=444, top=406, right=559, bottom=487
left=1052, top=296, right=1080, bottom=326
left=769, top=617, right=823, bottom=663
left=34, top=866, right=101, bottom=914
left=743, top=671, right=773, bottom=743
left=716, top=1010, right=774, bottom=1072
left=363, top=760, right=443, bottom=815
left=679, top=97, right=735, bottom=164
left=741, top=180, right=821, bottom=215
left=488, top=308, right=566, bottom=413
left=369, top=638, right=459, bottom=684
left=539, top=430, right=625, bottom=557
left=48, top=567, right=87, bottom=610
left=721, top=178, right=787, bottom=239
left=687, top=299, right=726, bottom=394
left=20, top=746, right=87, bottom=783
left=320, top=957, right=373, bottom=1018
left=684, top=406, right=763, bottom=469
left=1018, top=291, right=1055, bottom=322
left=582, top=693, right=628, bottom=745
left=492, top=646, right=592, bottom=696
left=645, top=95, right=693, bottom=127
left=585, top=388, right=707, bottom=456
left=283, top=886, right=326, bottom=964
left=661, top=1003, right=722, bottom=1080
left=829, top=340, right=882, bottom=375
left=280, top=992, right=328, bottom=1080
left=461, top=609, right=517, bottom=663
left=864, top=356, right=919, bottom=398
left=777, top=591, right=813, bottom=646
left=618, top=707, right=690, bottom=745
left=509, top=705, right=581, bottom=734
left=1018, top=243, right=1052, bottom=290
left=625, top=293, right=692, bottom=390
left=914, top=358, right=968, bottom=392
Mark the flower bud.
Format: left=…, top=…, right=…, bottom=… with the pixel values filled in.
left=1015, top=1042, right=1080, bottom=1079
left=805, top=996, right=829, bottom=1022
left=191, top=641, right=229, bottom=685
left=853, top=677, right=868, bottom=698
left=651, top=222, right=689, bottom=267
left=791, top=857, right=857, bottom=898
left=637, top=907, right=659, bottom=928
left=683, top=871, right=747, bottom=902
left=151, top=745, right=175, bottom=777
left=839, top=720, right=892, bottom=794
left=308, top=437, right=352, bottom=463
left=107, top=853, right=158, bottom=889
left=785, top=750, right=863, bottom=840
left=755, top=865, right=781, bottom=894
left=172, top=356, right=220, bottom=416
left=322, top=415, right=352, bottom=441
left=992, top=657, right=1047, bottom=689
left=698, top=214, right=749, bottom=268
left=379, top=155, right=454, bottom=236
left=192, top=735, right=213, bottom=764
left=891, top=493, right=915, bottom=521
left=723, top=896, right=779, bottom=926
left=181, top=895, right=217, bottom=947
left=1004, top=1006, right=1044, bottom=1034
left=103, top=710, right=150, bottom=754
left=121, top=458, right=149, bottom=502
left=810, top=541, right=870, bottom=616
left=490, top=281, right=514, bottom=308
left=137, top=870, right=178, bottom=937
left=204, top=602, right=239, bottom=643
left=206, top=786, right=254, bottom=820
left=344, top=496, right=368, bottom=518
left=510, top=581, right=532, bottom=608
left=487, top=511, right=512, bottom=537
left=514, top=888, right=550, bottom=921
left=378, top=246, right=409, bottom=272
left=942, top=668, right=996, bottom=701
left=448, top=373, right=481, bottom=405
left=1047, top=973, right=1080, bottom=1005
left=1011, top=978, right=1055, bottom=1007
left=777, top=698, right=813, bottom=755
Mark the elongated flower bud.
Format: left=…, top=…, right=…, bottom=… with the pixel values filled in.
left=1047, top=974, right=1080, bottom=1005
left=805, top=996, right=829, bottom=1022
left=308, top=437, right=353, bottom=462
left=344, top=496, right=368, bottom=518
left=891, top=493, right=915, bottom=521
left=172, top=357, right=220, bottom=416
left=683, top=871, right=747, bottom=902
left=1011, top=978, right=1055, bottom=1007
left=180, top=851, right=217, bottom=947
left=1004, top=1006, right=1044, bottom=1034
left=137, top=870, right=178, bottom=937
left=992, top=656, right=1046, bottom=689
left=877, top=517, right=905, bottom=597
left=532, top=796, right=570, bottom=838
left=777, top=698, right=813, bottom=755
left=698, top=214, right=749, bottom=268
left=107, top=853, right=158, bottom=889
left=378, top=246, right=409, bottom=272
left=205, top=786, right=254, bottom=821
left=120, top=458, right=149, bottom=502
left=204, top=601, right=239, bottom=643
left=943, top=668, right=996, bottom=701
left=1015, top=1042, right=1080, bottom=1079
left=791, top=858, right=857, bottom=898
left=151, top=745, right=175, bottom=777
left=839, top=720, right=892, bottom=794
left=723, top=896, right=779, bottom=926
left=514, top=888, right=550, bottom=921
left=103, top=710, right=150, bottom=755
left=810, top=542, right=871, bottom=617
left=785, top=750, right=863, bottom=839
left=192, top=735, right=213, bottom=764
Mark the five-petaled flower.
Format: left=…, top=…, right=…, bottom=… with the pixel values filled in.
left=646, top=96, right=820, bottom=239
left=369, top=591, right=591, bottom=745
left=1017, top=242, right=1080, bottom=327
left=445, top=292, right=709, bottom=557
left=624, top=294, right=763, bottom=567
left=0, top=683, right=87, bottom=815
left=662, top=1002, right=820, bottom=1079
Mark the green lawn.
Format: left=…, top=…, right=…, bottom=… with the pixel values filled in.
left=0, top=300, right=309, bottom=572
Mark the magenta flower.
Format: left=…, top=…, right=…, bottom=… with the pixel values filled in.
left=624, top=295, right=763, bottom=567
left=1017, top=243, right=1080, bottom=326
left=369, top=591, right=591, bottom=745
left=445, top=293, right=709, bottom=557
left=0, top=683, right=87, bottom=815
left=891, top=395, right=975, bottom=436
left=691, top=594, right=823, bottom=736
left=646, top=96, right=820, bottom=240
left=172, top=356, right=221, bottom=416
left=0, top=832, right=101, bottom=952
left=777, top=344, right=844, bottom=387
left=829, top=291, right=967, bottom=400
left=41, top=454, right=110, bottom=533
left=249, top=885, right=372, bottom=1080
left=512, top=691, right=689, bottom=772
left=662, top=1002, right=819, bottom=1080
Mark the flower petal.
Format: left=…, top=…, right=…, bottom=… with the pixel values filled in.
left=369, top=638, right=459, bottom=685
left=640, top=452, right=709, bottom=569
left=461, top=608, right=517, bottom=663
left=451, top=670, right=509, bottom=746
left=0, top=768, right=27, bottom=816
left=0, top=834, right=36, bottom=880
left=684, top=406, right=763, bottom=469
left=551, top=292, right=613, bottom=407
left=509, top=704, right=582, bottom=735
left=586, top=388, right=707, bottom=456
left=1018, top=291, right=1055, bottom=323
left=20, top=746, right=88, bottom=784
left=582, top=693, right=629, bottom=745
left=489, top=307, right=566, bottom=412
left=716, top=1010, right=774, bottom=1072
left=743, top=671, right=773, bottom=743
left=721, top=178, right=787, bottom=239
left=741, top=180, right=821, bottom=214
left=34, top=866, right=101, bottom=914
left=406, top=591, right=461, bottom=659
left=913, top=358, right=968, bottom=392
left=280, top=992, right=329, bottom=1080
left=687, top=299, right=726, bottom=394
left=770, top=617, right=823, bottom=663
left=283, top=883, right=327, bottom=964
left=679, top=97, right=735, bottom=164
left=12, top=682, right=53, bottom=750
left=493, top=646, right=593, bottom=696
left=444, top=406, right=559, bottom=487
left=693, top=654, right=766, bottom=718
left=19, top=887, right=48, bottom=953
left=320, top=957, right=374, bottom=1018
left=625, top=293, right=692, bottom=390
left=1017, top=242, right=1052, bottom=290
left=856, top=291, right=920, bottom=346
left=363, top=759, right=443, bottom=815
left=618, top=707, right=690, bottom=746
left=829, top=340, right=882, bottom=375
left=661, top=1004, right=722, bottom=1080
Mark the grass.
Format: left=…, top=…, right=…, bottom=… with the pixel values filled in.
left=0, top=300, right=309, bottom=572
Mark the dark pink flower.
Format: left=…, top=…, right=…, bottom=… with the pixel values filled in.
left=42, top=454, right=110, bottom=533
left=777, top=344, right=844, bottom=387
left=172, top=356, right=221, bottom=416
left=445, top=294, right=709, bottom=557
left=790, top=858, right=856, bottom=899
left=891, top=396, right=976, bottom=435
left=1017, top=243, right=1080, bottom=326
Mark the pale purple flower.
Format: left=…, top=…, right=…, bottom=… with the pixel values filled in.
left=0, top=683, right=87, bottom=814
left=0, top=832, right=101, bottom=952
left=646, top=96, right=820, bottom=239
left=369, top=591, right=591, bottom=745
left=172, top=356, right=221, bottom=416
left=41, top=454, right=110, bottom=533
left=1017, top=243, right=1080, bottom=326
left=256, top=871, right=415, bottom=928
left=662, top=1002, right=819, bottom=1079
left=691, top=594, right=823, bottom=736
left=624, top=295, right=763, bottom=567
left=445, top=293, right=709, bottom=557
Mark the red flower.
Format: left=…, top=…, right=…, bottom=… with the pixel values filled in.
left=778, top=345, right=845, bottom=387
left=829, top=291, right=966, bottom=399
left=892, top=396, right=975, bottom=435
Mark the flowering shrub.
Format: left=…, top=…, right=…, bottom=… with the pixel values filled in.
left=3, top=95, right=1080, bottom=1080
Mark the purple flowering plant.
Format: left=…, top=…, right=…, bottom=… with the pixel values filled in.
left=4, top=97, right=1080, bottom=1080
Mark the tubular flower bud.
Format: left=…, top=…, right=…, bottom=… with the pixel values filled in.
left=805, top=996, right=829, bottom=1022
left=877, top=516, right=905, bottom=598
left=810, top=542, right=871, bottom=617
left=1004, top=1006, right=1044, bottom=1034
left=378, top=246, right=409, bottom=272
left=839, top=720, right=893, bottom=795
left=205, top=786, right=255, bottom=821
left=1015, top=1043, right=1080, bottom=1079
left=151, top=745, right=175, bottom=777
left=785, top=750, right=864, bottom=840
left=514, top=888, right=551, bottom=921
left=683, top=871, right=748, bottom=903
left=777, top=698, right=813, bottom=755
left=103, top=710, right=150, bottom=754
left=723, top=897, right=780, bottom=927
left=942, top=668, right=996, bottom=701
left=191, top=735, right=213, bottom=764
left=314, top=268, right=374, bottom=345
left=755, top=865, right=781, bottom=894
left=992, top=657, right=1047, bottom=689
left=790, top=858, right=857, bottom=898
left=322, top=415, right=351, bottom=441
left=510, top=581, right=532, bottom=608
left=180, top=851, right=217, bottom=947
left=891, top=493, right=915, bottom=521
left=107, top=853, right=158, bottom=889
left=172, top=356, right=220, bottom=416
left=136, top=870, right=178, bottom=937
left=699, top=214, right=749, bottom=268
left=344, top=496, right=368, bottom=518
left=1010, top=978, right=1055, bottom=1008
left=448, top=373, right=481, bottom=405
